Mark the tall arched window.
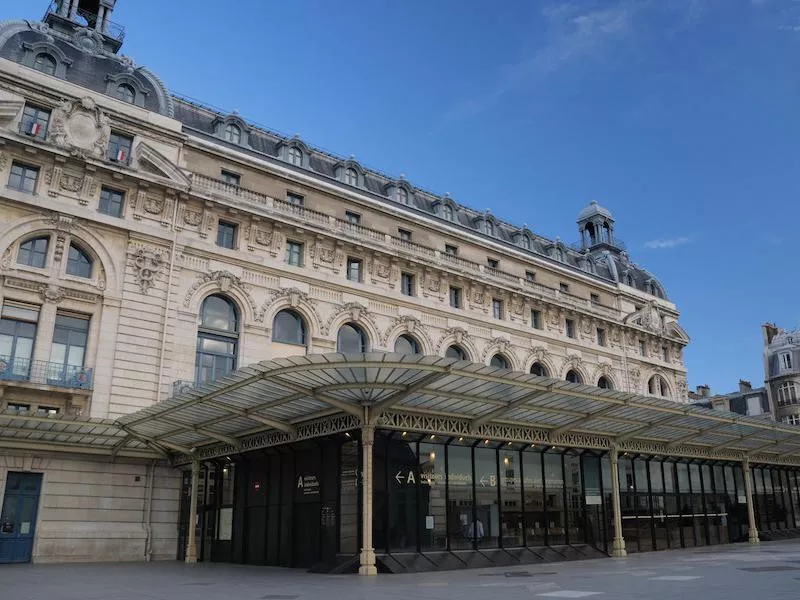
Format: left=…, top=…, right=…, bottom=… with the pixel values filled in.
left=490, top=354, right=509, bottom=369
left=397, top=187, right=408, bottom=205
left=17, top=236, right=49, bottom=268
left=565, top=369, right=582, bottom=384
left=337, top=322, right=368, bottom=354
left=443, top=205, right=454, bottom=221
left=530, top=362, right=548, bottom=377
left=196, top=295, right=239, bottom=385
left=224, top=123, right=241, bottom=144
left=345, top=168, right=358, bottom=186
left=33, top=53, right=56, bottom=76
left=394, top=334, right=420, bottom=355
left=116, top=83, right=136, bottom=104
left=66, top=243, right=93, bottom=278
left=521, top=236, right=531, bottom=250
left=445, top=345, right=467, bottom=361
left=597, top=376, right=613, bottom=390
left=485, top=221, right=494, bottom=236
left=648, top=375, right=668, bottom=397
left=288, top=146, right=302, bottom=166
left=272, top=309, right=307, bottom=345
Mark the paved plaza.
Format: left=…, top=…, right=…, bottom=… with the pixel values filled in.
left=4, top=541, right=800, bottom=600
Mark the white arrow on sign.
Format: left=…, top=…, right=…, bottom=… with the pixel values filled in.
left=480, top=475, right=488, bottom=487
left=395, top=470, right=404, bottom=485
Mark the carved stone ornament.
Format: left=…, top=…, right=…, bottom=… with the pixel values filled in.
left=183, top=210, right=202, bottom=227
left=322, top=302, right=376, bottom=336
left=482, top=337, right=512, bottom=363
left=0, top=247, right=11, bottom=271
left=132, top=248, right=164, bottom=294
left=185, top=270, right=258, bottom=318
left=143, top=195, right=165, bottom=215
left=39, top=285, right=65, bottom=304
left=48, top=96, right=111, bottom=159
left=254, top=228, right=272, bottom=246
left=257, top=287, right=315, bottom=323
left=435, top=327, right=471, bottom=354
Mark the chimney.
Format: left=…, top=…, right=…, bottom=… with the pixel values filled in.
left=696, top=384, right=711, bottom=398
left=762, top=323, right=779, bottom=345
left=738, top=380, right=752, bottom=393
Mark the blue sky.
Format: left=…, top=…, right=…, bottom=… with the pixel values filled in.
left=7, top=0, right=800, bottom=393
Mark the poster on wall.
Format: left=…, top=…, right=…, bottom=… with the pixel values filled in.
left=218, top=507, right=233, bottom=541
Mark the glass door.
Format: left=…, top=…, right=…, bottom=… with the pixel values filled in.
left=0, top=472, right=43, bottom=563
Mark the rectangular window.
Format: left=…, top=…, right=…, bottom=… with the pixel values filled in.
left=36, top=406, right=59, bottom=416
left=492, top=298, right=504, bottom=319
left=98, top=186, right=125, bottom=218
left=487, top=258, right=499, bottom=269
left=20, top=104, right=50, bottom=140
left=449, top=286, right=462, bottom=309
left=597, top=328, right=606, bottom=346
left=559, top=282, right=570, bottom=293
left=525, top=271, right=536, bottom=282
left=8, top=162, right=39, bottom=194
left=0, top=301, right=39, bottom=379
left=6, top=403, right=30, bottom=413
left=531, top=309, right=542, bottom=330
left=590, top=293, right=600, bottom=304
left=662, top=346, right=669, bottom=362
left=286, top=240, right=304, bottom=266
left=345, top=211, right=361, bottom=225
left=220, top=170, right=240, bottom=186
left=401, top=272, right=415, bottom=296
left=107, top=132, right=133, bottom=164
left=445, top=244, right=458, bottom=256
left=565, top=318, right=575, bottom=339
left=48, top=312, right=89, bottom=384
left=286, top=192, right=304, bottom=206
left=781, top=352, right=793, bottom=370
left=398, top=228, right=412, bottom=242
left=639, top=340, right=647, bottom=356
left=216, top=220, right=237, bottom=249
left=346, top=257, right=362, bottom=282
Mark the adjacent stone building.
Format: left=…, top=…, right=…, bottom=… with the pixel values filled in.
left=763, top=324, right=800, bottom=426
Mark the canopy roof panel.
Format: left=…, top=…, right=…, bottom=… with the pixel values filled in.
left=113, top=353, right=800, bottom=466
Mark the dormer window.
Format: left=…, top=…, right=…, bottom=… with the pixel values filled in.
left=33, top=53, right=56, bottom=76
left=396, top=187, right=408, bottom=205
left=485, top=221, right=494, bottom=236
left=520, top=235, right=531, bottom=250
left=116, top=84, right=135, bottom=104
left=288, top=146, right=302, bottom=166
left=443, top=205, right=454, bottom=221
left=224, top=124, right=241, bottom=144
left=781, top=352, right=793, bottom=371
left=345, top=168, right=358, bottom=186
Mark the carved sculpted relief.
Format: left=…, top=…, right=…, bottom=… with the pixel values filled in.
left=48, top=96, right=111, bottom=159
left=131, top=247, right=164, bottom=295
left=185, top=270, right=258, bottom=318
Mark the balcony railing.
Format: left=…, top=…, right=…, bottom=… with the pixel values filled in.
left=189, top=173, right=621, bottom=319
left=45, top=1, right=126, bottom=42
left=0, top=356, right=93, bottom=391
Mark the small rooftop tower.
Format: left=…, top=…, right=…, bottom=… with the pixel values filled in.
left=45, top=0, right=124, bottom=53
left=577, top=200, right=617, bottom=251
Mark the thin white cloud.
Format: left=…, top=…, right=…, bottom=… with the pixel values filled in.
left=645, top=237, right=691, bottom=249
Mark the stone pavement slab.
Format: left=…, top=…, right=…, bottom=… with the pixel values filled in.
left=3, top=540, right=800, bottom=600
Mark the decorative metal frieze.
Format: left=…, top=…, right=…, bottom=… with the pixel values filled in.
left=616, top=439, right=745, bottom=462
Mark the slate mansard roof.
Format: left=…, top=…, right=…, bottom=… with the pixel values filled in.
left=0, top=13, right=666, bottom=299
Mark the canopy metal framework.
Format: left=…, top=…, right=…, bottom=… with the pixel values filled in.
left=114, top=353, right=800, bottom=468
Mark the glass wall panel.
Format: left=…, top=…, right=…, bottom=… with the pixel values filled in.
left=372, top=433, right=388, bottom=552
left=649, top=460, right=668, bottom=550
left=582, top=454, right=604, bottom=549
left=663, top=461, right=681, bottom=548
left=499, top=448, right=523, bottom=547
left=388, top=436, right=418, bottom=551
left=791, top=471, right=800, bottom=528
left=544, top=453, right=566, bottom=545
left=564, top=453, right=585, bottom=544
left=634, top=459, right=653, bottom=551
left=753, top=468, right=768, bottom=531
left=419, top=442, right=447, bottom=550
left=339, top=440, right=359, bottom=554
left=474, top=447, right=500, bottom=548
left=447, top=444, right=474, bottom=549
left=676, top=463, right=694, bottom=546
left=689, top=464, right=706, bottom=546
left=601, top=456, right=613, bottom=550
left=701, top=465, right=719, bottom=545
left=780, top=470, right=794, bottom=529
left=619, top=457, right=638, bottom=552
left=523, top=451, right=546, bottom=546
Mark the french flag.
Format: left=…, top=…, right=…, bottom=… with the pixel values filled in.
left=115, top=148, right=127, bottom=162
left=28, top=121, right=41, bottom=136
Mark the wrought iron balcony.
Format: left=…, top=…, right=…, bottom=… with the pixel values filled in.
left=45, top=1, right=126, bottom=42
left=0, top=355, right=93, bottom=391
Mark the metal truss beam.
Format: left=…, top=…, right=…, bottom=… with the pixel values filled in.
left=470, top=387, right=554, bottom=432
left=371, top=369, right=452, bottom=416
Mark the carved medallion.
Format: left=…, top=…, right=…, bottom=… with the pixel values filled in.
left=48, top=96, right=111, bottom=159
left=183, top=210, right=202, bottom=227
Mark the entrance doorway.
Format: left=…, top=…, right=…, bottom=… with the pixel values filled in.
left=0, top=472, right=43, bottom=563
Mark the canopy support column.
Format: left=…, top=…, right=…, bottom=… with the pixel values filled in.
left=185, top=459, right=200, bottom=564
left=609, top=447, right=627, bottom=558
left=742, top=457, right=760, bottom=545
left=359, top=419, right=377, bottom=575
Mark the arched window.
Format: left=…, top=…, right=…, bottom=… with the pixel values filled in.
left=443, top=205, right=454, bottom=221
left=397, top=187, right=408, bottom=205
left=17, top=236, right=49, bottom=268
left=224, top=123, right=241, bottom=144
left=196, top=295, right=239, bottom=385
left=116, top=83, right=136, bottom=104
left=66, top=243, right=92, bottom=278
left=345, top=168, right=358, bottom=186
left=530, top=362, right=548, bottom=377
left=521, top=236, right=531, bottom=250
left=597, top=376, right=613, bottom=390
left=586, top=222, right=597, bottom=245
left=337, top=322, right=368, bottom=354
left=33, top=53, right=56, bottom=76
left=485, top=221, right=494, bottom=236
left=625, top=273, right=633, bottom=286
left=648, top=375, right=668, bottom=397
left=778, top=382, right=798, bottom=406
left=445, top=345, right=467, bottom=361
left=490, top=354, right=509, bottom=369
left=565, top=369, right=582, bottom=384
left=394, top=334, right=420, bottom=355
left=288, top=146, right=302, bottom=166
left=272, top=310, right=307, bottom=345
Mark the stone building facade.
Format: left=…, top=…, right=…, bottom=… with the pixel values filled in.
left=763, top=324, right=800, bottom=426
left=0, top=0, right=690, bottom=563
